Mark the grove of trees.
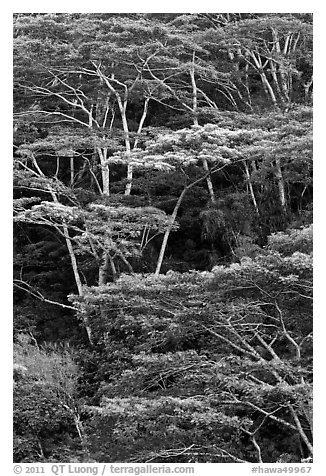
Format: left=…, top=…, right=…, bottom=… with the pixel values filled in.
left=13, top=13, right=313, bottom=463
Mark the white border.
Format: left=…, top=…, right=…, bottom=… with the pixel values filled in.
left=3, top=4, right=324, bottom=473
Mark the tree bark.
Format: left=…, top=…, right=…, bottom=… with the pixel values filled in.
left=272, top=28, right=291, bottom=104
left=250, top=51, right=278, bottom=107
left=70, top=156, right=74, bottom=186
left=59, top=223, right=93, bottom=345
left=97, top=147, right=110, bottom=196
left=155, top=187, right=187, bottom=277
left=98, top=252, right=110, bottom=285
left=31, top=155, right=93, bottom=345
left=303, top=76, right=313, bottom=104
left=125, top=97, right=150, bottom=195
left=133, top=97, right=150, bottom=149
left=288, top=405, right=313, bottom=456
left=115, top=94, right=133, bottom=195
left=243, top=161, right=260, bottom=216
left=269, top=58, right=283, bottom=102
left=189, top=52, right=198, bottom=126
left=117, top=251, right=134, bottom=273
left=155, top=164, right=226, bottom=276
left=202, top=158, right=216, bottom=204
left=274, top=157, right=287, bottom=213
left=189, top=54, right=216, bottom=204
left=91, top=66, right=134, bottom=196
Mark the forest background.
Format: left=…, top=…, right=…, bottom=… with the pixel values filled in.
left=4, top=3, right=324, bottom=468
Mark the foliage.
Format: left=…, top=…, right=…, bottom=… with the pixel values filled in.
left=68, top=225, right=312, bottom=462
left=13, top=13, right=313, bottom=463
left=13, top=337, right=87, bottom=462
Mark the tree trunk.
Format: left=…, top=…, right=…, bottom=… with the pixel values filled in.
left=70, top=156, right=74, bottom=186
left=272, top=29, right=291, bottom=104
left=73, top=413, right=89, bottom=458
left=98, top=252, right=110, bottom=285
left=93, top=67, right=134, bottom=196
left=31, top=155, right=93, bottom=345
left=243, top=61, right=252, bottom=108
left=189, top=55, right=216, bottom=204
left=117, top=251, right=134, bottom=274
left=189, top=52, right=198, bottom=126
left=288, top=405, right=313, bottom=456
left=116, top=96, right=132, bottom=195
left=155, top=164, right=225, bottom=276
left=125, top=163, right=133, bottom=196
left=260, top=72, right=278, bottom=107
left=133, top=97, right=150, bottom=149
left=124, top=97, right=150, bottom=195
left=274, top=157, right=287, bottom=213
left=61, top=224, right=93, bottom=345
left=202, top=158, right=216, bottom=204
left=269, top=58, right=283, bottom=102
left=244, top=161, right=260, bottom=216
left=108, top=255, right=118, bottom=281
left=74, top=157, right=88, bottom=185
left=250, top=52, right=278, bottom=107
left=97, top=147, right=110, bottom=196
left=303, top=77, right=313, bottom=104
left=155, top=187, right=188, bottom=277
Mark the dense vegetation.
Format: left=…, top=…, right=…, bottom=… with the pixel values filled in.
left=13, top=13, right=313, bottom=463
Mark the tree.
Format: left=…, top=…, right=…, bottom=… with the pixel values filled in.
left=13, top=13, right=313, bottom=464
left=14, top=139, right=175, bottom=343
left=70, top=225, right=312, bottom=463
left=219, top=15, right=313, bottom=109
left=14, top=336, right=88, bottom=462
left=140, top=113, right=312, bottom=273
left=14, top=14, right=205, bottom=196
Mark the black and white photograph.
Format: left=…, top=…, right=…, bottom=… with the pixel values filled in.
left=11, top=5, right=315, bottom=470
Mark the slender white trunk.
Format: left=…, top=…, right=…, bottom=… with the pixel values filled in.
left=109, top=255, right=118, bottom=281
left=97, top=147, right=110, bottom=196
left=98, top=252, right=110, bottom=286
left=133, top=97, right=150, bottom=149
left=260, top=72, right=278, bottom=107
left=117, top=251, right=134, bottom=273
left=202, top=158, right=216, bottom=204
left=116, top=96, right=132, bottom=195
left=274, top=157, right=287, bottom=212
left=125, top=97, right=150, bottom=195
left=269, top=59, right=283, bottom=100
left=272, top=29, right=291, bottom=103
left=125, top=166, right=133, bottom=195
left=190, top=52, right=198, bottom=126
left=244, top=161, right=259, bottom=216
left=60, top=223, right=93, bottom=344
left=32, top=156, right=93, bottom=345
left=70, top=157, right=74, bottom=186
left=73, top=414, right=88, bottom=451
left=155, top=165, right=223, bottom=276
left=251, top=52, right=278, bottom=107
left=303, top=77, right=313, bottom=104
left=243, top=61, right=252, bottom=109
left=288, top=405, right=313, bottom=456
left=155, top=188, right=187, bottom=277
left=189, top=55, right=216, bottom=204
left=251, top=436, right=263, bottom=463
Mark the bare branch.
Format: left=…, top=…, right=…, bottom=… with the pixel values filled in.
left=14, top=110, right=90, bottom=128
left=14, top=280, right=77, bottom=311
left=275, top=301, right=301, bottom=360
